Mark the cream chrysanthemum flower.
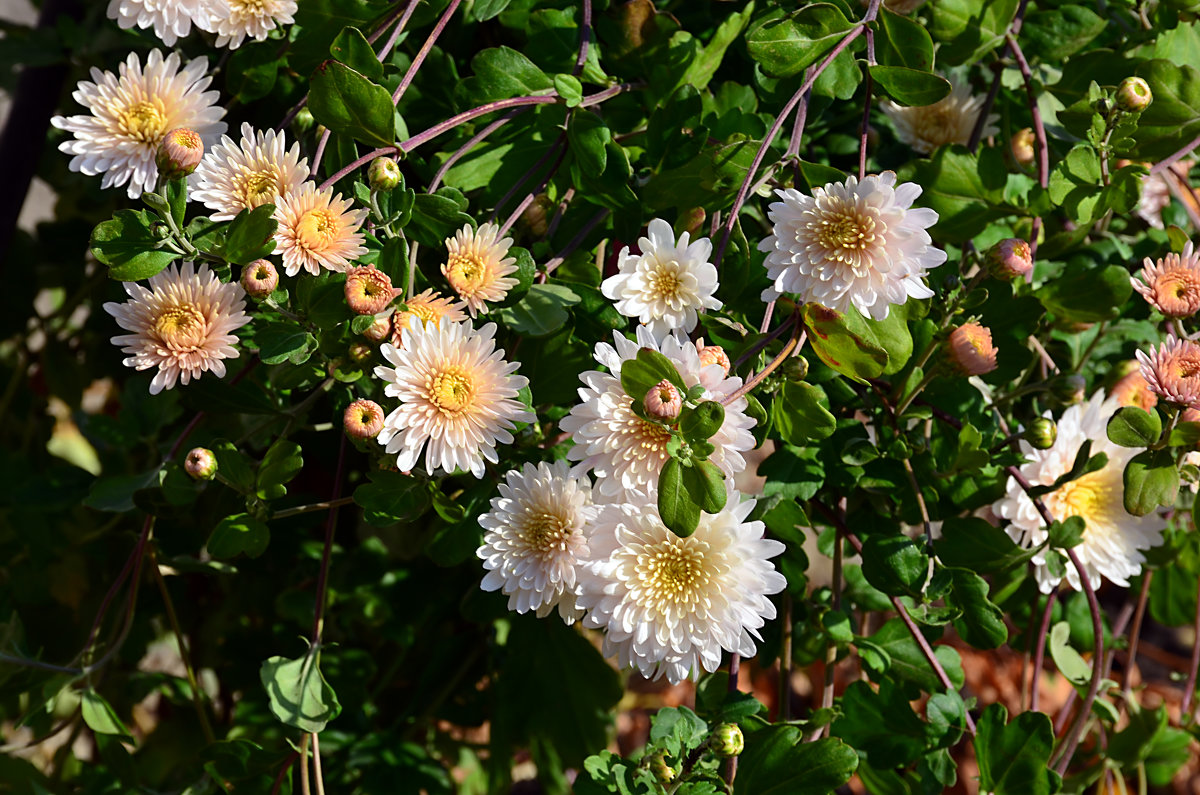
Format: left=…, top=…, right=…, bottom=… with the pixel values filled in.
left=758, top=172, right=946, bottom=320
left=577, top=496, right=786, bottom=684
left=106, top=0, right=215, bottom=46
left=478, top=460, right=598, bottom=624
left=374, top=320, right=534, bottom=478
left=441, top=223, right=519, bottom=317
left=881, top=79, right=999, bottom=155
left=389, top=289, right=468, bottom=347
left=601, top=218, right=721, bottom=341
left=192, top=122, right=309, bottom=221
left=993, top=392, right=1167, bottom=593
left=209, top=0, right=297, bottom=49
left=103, top=262, right=250, bottom=395
left=1132, top=242, right=1200, bottom=318
left=51, top=50, right=226, bottom=199
left=559, top=327, right=756, bottom=503
left=1137, top=334, right=1200, bottom=408
left=272, top=182, right=368, bottom=277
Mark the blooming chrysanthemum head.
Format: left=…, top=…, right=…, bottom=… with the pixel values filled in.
left=1137, top=334, right=1200, bottom=408
left=211, top=0, right=297, bottom=49
left=156, top=128, right=203, bottom=179
left=272, top=182, right=368, bottom=277
left=374, top=320, right=534, bottom=477
left=103, top=262, right=250, bottom=395
left=51, top=50, right=226, bottom=199
left=947, top=322, right=998, bottom=376
left=478, top=460, right=597, bottom=624
left=345, top=266, right=396, bottom=315
left=1132, top=242, right=1200, bottom=317
left=601, top=218, right=721, bottom=341
left=441, top=223, right=519, bottom=317
left=1111, top=367, right=1158, bottom=411
left=193, top=122, right=309, bottom=221
left=757, top=172, right=946, bottom=320
left=106, top=0, right=214, bottom=46
left=881, top=79, right=999, bottom=155
left=240, top=259, right=278, bottom=299
left=343, top=399, right=385, bottom=440
left=390, top=289, right=468, bottom=347
left=577, top=497, right=786, bottom=684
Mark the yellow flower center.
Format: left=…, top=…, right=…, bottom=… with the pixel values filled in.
left=297, top=209, right=339, bottom=251
left=1051, top=470, right=1110, bottom=525
left=409, top=302, right=441, bottom=323
left=153, top=304, right=207, bottom=349
left=649, top=263, right=682, bottom=299
left=520, top=510, right=573, bottom=553
left=635, top=418, right=673, bottom=451
left=445, top=253, right=488, bottom=295
left=235, top=170, right=280, bottom=208
left=428, top=366, right=475, bottom=415
left=640, top=541, right=711, bottom=606
left=118, top=100, right=167, bottom=144
left=815, top=208, right=876, bottom=263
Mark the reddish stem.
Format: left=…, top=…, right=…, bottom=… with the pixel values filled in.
left=392, top=0, right=463, bottom=106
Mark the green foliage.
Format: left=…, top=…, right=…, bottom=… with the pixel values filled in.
left=260, top=646, right=342, bottom=733
left=974, top=705, right=1061, bottom=795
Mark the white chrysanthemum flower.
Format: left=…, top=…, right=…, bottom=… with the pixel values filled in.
left=478, top=460, right=597, bottom=624
left=192, top=122, right=309, bottom=221
left=103, top=262, right=250, bottom=395
left=442, top=223, right=519, bottom=317
left=209, top=0, right=297, bottom=49
left=993, top=392, right=1167, bottom=593
left=559, top=327, right=756, bottom=503
left=51, top=50, right=226, bottom=199
left=272, top=182, right=368, bottom=277
left=577, top=496, right=786, bottom=684
left=106, top=0, right=215, bottom=46
left=881, top=79, right=999, bottom=155
left=601, top=218, right=721, bottom=341
left=758, top=172, right=947, bottom=320
left=374, top=320, right=535, bottom=478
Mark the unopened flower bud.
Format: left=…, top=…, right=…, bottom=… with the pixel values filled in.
left=156, top=128, right=204, bottom=179
left=678, top=207, right=707, bottom=238
left=518, top=194, right=552, bottom=238
left=1116, top=77, right=1153, bottom=113
left=644, top=379, right=682, bottom=421
left=1011, top=128, right=1036, bottom=168
left=947, top=323, right=999, bottom=376
left=986, top=239, right=1033, bottom=281
left=696, top=338, right=731, bottom=378
left=184, top=447, right=217, bottom=480
left=240, top=259, right=278, bottom=299
left=781, top=356, right=809, bottom=382
left=344, top=399, right=385, bottom=440
left=348, top=342, right=372, bottom=363
left=648, top=750, right=675, bottom=784
left=368, top=157, right=402, bottom=192
left=709, top=723, right=744, bottom=758
left=1048, top=373, right=1087, bottom=405
left=363, top=315, right=392, bottom=343
left=291, top=107, right=315, bottom=135
left=345, top=265, right=396, bottom=315
left=1025, top=418, right=1058, bottom=450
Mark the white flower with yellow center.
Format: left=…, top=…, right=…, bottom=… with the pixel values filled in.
left=881, top=79, right=999, bottom=155
left=758, top=171, right=946, bottom=321
left=103, top=262, right=250, bottom=395
left=272, top=181, right=368, bottom=276
left=106, top=0, right=215, bottom=46
left=192, top=122, right=309, bottom=221
left=994, top=392, right=1167, bottom=593
left=601, top=218, right=721, bottom=341
left=441, top=223, right=519, bottom=317
left=478, top=460, right=597, bottom=623
left=559, top=326, right=756, bottom=503
left=51, top=50, right=226, bottom=199
left=577, top=496, right=786, bottom=684
left=375, top=320, right=534, bottom=478
left=209, top=0, right=297, bottom=49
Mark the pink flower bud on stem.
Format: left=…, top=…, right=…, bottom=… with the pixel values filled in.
left=344, top=399, right=385, bottom=440
left=345, top=265, right=396, bottom=315
left=240, top=259, right=278, bottom=299
left=643, top=379, right=682, bottom=422
left=156, top=128, right=204, bottom=179
left=184, top=447, right=218, bottom=480
left=947, top=323, right=999, bottom=376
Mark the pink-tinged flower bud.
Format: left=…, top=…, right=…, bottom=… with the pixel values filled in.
left=345, top=265, right=396, bottom=315
left=644, top=379, right=682, bottom=421
left=986, top=239, right=1033, bottom=281
left=1137, top=335, right=1200, bottom=408
left=678, top=207, right=707, bottom=238
left=1116, top=77, right=1153, bottom=113
left=947, top=323, right=998, bottom=376
left=362, top=315, right=392, bottom=343
left=348, top=342, right=372, bottom=362
left=1184, top=407, right=1200, bottom=424
left=344, top=399, right=385, bottom=440
left=709, top=723, right=744, bottom=758
left=368, top=157, right=402, bottom=192
left=240, top=259, right=278, bottom=299
left=1010, top=128, right=1036, bottom=167
left=696, top=338, right=731, bottom=378
left=1025, top=418, right=1057, bottom=450
left=156, top=128, right=204, bottom=179
left=1111, top=367, right=1159, bottom=411
left=184, top=447, right=217, bottom=480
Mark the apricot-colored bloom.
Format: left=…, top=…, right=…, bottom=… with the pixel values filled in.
left=442, top=223, right=519, bottom=317
left=947, top=323, right=998, bottom=376
left=696, top=338, right=732, bottom=378
left=272, top=182, right=368, bottom=276
left=1137, top=334, right=1200, bottom=407
left=1132, top=242, right=1200, bottom=317
left=1111, top=369, right=1158, bottom=411
left=343, top=399, right=385, bottom=440
left=389, top=289, right=468, bottom=347
left=643, top=380, right=682, bottom=422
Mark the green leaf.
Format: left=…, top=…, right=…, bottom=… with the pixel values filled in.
left=567, top=111, right=611, bottom=174
left=256, top=440, right=303, bottom=501
left=1149, top=562, right=1199, bottom=627
left=876, top=8, right=933, bottom=70
left=649, top=706, right=708, bottom=757
left=869, top=65, right=951, bottom=107
left=207, top=513, right=270, bottom=559
left=83, top=469, right=160, bottom=513
left=1047, top=621, right=1090, bottom=686
left=1132, top=60, right=1200, bottom=159
left=211, top=439, right=255, bottom=493
left=353, top=470, right=431, bottom=526
left=473, top=0, right=512, bottom=21
left=733, top=730, right=857, bottom=795
left=226, top=42, right=281, bottom=102
left=80, top=690, right=133, bottom=739
left=946, top=568, right=1007, bottom=649
left=459, top=46, right=554, bottom=103
left=802, top=304, right=889, bottom=383
left=680, top=401, right=725, bottom=444
left=260, top=647, right=341, bottom=733
left=898, top=145, right=1005, bottom=242
left=309, top=60, right=396, bottom=149
left=935, top=517, right=1038, bottom=574
left=677, top=2, right=755, bottom=92
left=658, top=458, right=701, bottom=537
left=860, top=534, right=928, bottom=598
left=620, top=348, right=687, bottom=405
left=773, top=381, right=836, bottom=445
left=1034, top=264, right=1133, bottom=323
left=830, top=680, right=927, bottom=769
left=407, top=190, right=474, bottom=246
left=865, top=618, right=964, bottom=694
left=329, top=26, right=383, bottom=81
left=744, top=4, right=855, bottom=79
left=1021, top=6, right=1106, bottom=60
left=222, top=205, right=278, bottom=266
left=930, top=0, right=1020, bottom=66
left=1124, top=449, right=1180, bottom=516
left=681, top=460, right=727, bottom=514
left=1048, top=516, right=1085, bottom=550
left=974, top=704, right=1060, bottom=795
left=91, top=209, right=179, bottom=281
left=1107, top=406, right=1163, bottom=448
left=256, top=324, right=317, bottom=366
left=553, top=73, right=583, bottom=107
left=492, top=283, right=580, bottom=337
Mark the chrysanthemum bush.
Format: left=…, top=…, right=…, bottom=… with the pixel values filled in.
left=11, top=0, right=1200, bottom=792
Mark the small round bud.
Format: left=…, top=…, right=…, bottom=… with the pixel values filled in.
left=518, top=194, right=552, bottom=238
left=344, top=399, right=385, bottom=440
left=985, top=238, right=1033, bottom=281
left=1048, top=373, right=1087, bottom=405
left=644, top=379, right=682, bottom=422
left=1025, top=418, right=1058, bottom=450
left=240, top=259, right=279, bottom=299
left=348, top=342, right=372, bottom=363
left=696, top=338, right=731, bottom=378
left=156, top=128, right=204, bottom=179
left=709, top=723, right=744, bottom=758
left=291, top=107, right=315, bottom=135
left=345, top=265, right=396, bottom=315
left=362, top=315, right=392, bottom=343
left=947, top=323, right=999, bottom=376
left=1010, top=128, right=1036, bottom=168
left=184, top=447, right=218, bottom=480
left=678, top=207, right=707, bottom=238
left=781, top=356, right=809, bottom=382
left=1116, top=77, right=1153, bottom=113
left=368, top=157, right=402, bottom=192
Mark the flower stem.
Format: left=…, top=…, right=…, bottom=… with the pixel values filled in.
left=392, top=0, right=463, bottom=106
left=149, top=544, right=215, bottom=745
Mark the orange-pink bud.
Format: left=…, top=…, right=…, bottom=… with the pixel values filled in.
left=345, top=266, right=396, bottom=315
left=240, top=259, right=278, bottom=299
left=643, top=379, right=682, bottom=421
left=986, top=239, right=1033, bottom=281
left=696, top=338, right=731, bottom=378
left=947, top=323, right=999, bottom=376
left=344, top=399, right=385, bottom=440
left=156, top=128, right=204, bottom=179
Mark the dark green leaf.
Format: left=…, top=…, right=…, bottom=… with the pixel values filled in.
left=681, top=460, right=726, bottom=514
left=802, top=304, right=889, bottom=383
left=207, top=513, right=270, bottom=559
left=567, top=110, right=610, bottom=174
left=492, top=283, right=580, bottom=337
left=744, top=4, right=855, bottom=79
left=680, top=401, right=725, bottom=445
left=974, top=705, right=1060, bottom=795
left=773, top=381, right=836, bottom=445
left=553, top=73, right=583, bottom=107
left=223, top=205, right=278, bottom=266
left=734, top=729, right=857, bottom=795
left=329, top=26, right=383, bottom=80
left=876, top=8, right=934, bottom=70
left=830, top=680, right=927, bottom=769
left=658, top=458, right=701, bottom=537
left=256, top=324, right=317, bottom=366
left=260, top=647, right=341, bottom=733
left=930, top=0, right=1020, bottom=66
left=459, top=46, right=554, bottom=102
left=861, top=534, right=928, bottom=598
left=80, top=690, right=133, bottom=739
left=91, top=209, right=179, bottom=281
left=256, top=440, right=303, bottom=501
left=1107, top=406, right=1162, bottom=448
left=620, top=347, right=687, bottom=404
left=1035, top=264, right=1133, bottom=323
left=870, top=65, right=951, bottom=107
left=353, top=470, right=431, bottom=526
left=309, top=60, right=396, bottom=148
left=1048, top=516, right=1085, bottom=550
left=1123, top=449, right=1180, bottom=516
left=946, top=568, right=1008, bottom=649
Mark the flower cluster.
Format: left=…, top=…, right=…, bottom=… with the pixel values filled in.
left=107, top=0, right=296, bottom=50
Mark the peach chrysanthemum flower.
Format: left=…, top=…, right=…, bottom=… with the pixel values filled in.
left=272, top=182, right=368, bottom=277
left=442, top=223, right=519, bottom=317
left=696, top=338, right=731, bottom=378
left=345, top=266, right=396, bottom=315
left=1137, top=334, right=1200, bottom=408
left=947, top=323, right=998, bottom=376
left=390, top=289, right=468, bottom=347
left=192, top=122, right=309, bottom=221
left=106, top=0, right=214, bottom=47
left=343, top=399, right=385, bottom=440
left=1132, top=242, right=1200, bottom=318
left=881, top=79, right=999, bottom=155
left=1111, top=368, right=1158, bottom=411
left=210, top=0, right=297, bottom=49
left=103, top=262, right=250, bottom=395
